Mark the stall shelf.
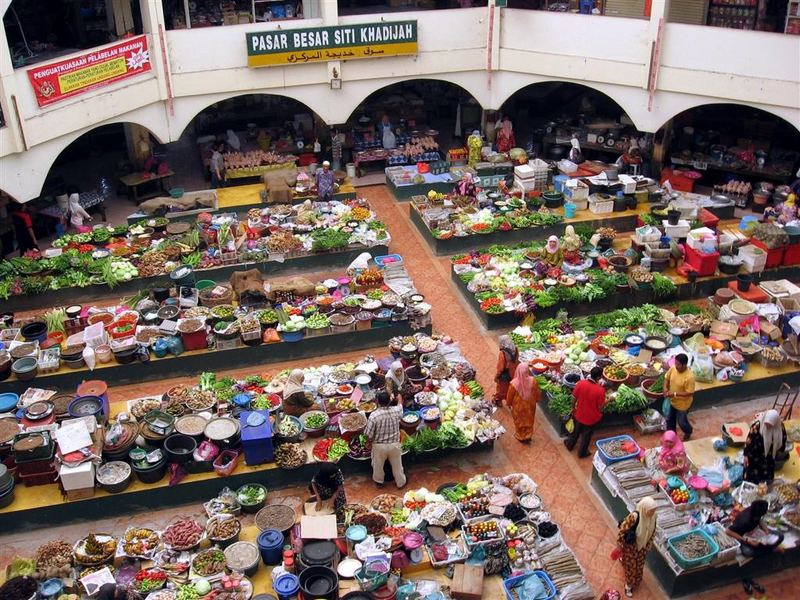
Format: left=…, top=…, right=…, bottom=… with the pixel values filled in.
left=0, top=320, right=428, bottom=396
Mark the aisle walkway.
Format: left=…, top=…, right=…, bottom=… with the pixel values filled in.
left=2, top=186, right=798, bottom=598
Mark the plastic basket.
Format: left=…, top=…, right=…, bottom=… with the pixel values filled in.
left=461, top=516, right=506, bottom=547
left=426, top=538, right=468, bottom=568
left=707, top=523, right=740, bottom=564
left=502, top=570, right=556, bottom=600
left=667, top=529, right=719, bottom=569
left=355, top=558, right=390, bottom=591
left=374, top=254, right=403, bottom=269
left=595, top=435, right=640, bottom=464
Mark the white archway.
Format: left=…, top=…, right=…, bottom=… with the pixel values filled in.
left=0, top=115, right=167, bottom=201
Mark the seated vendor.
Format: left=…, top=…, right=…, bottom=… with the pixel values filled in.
left=384, top=360, right=420, bottom=409
left=657, top=431, right=689, bottom=475
left=453, top=172, right=478, bottom=198
left=541, top=235, right=563, bottom=267
left=562, top=225, right=582, bottom=253
left=282, top=369, right=316, bottom=416
left=726, top=500, right=784, bottom=558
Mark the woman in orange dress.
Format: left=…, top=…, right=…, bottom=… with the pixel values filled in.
left=506, top=362, right=539, bottom=442
left=616, top=497, right=657, bottom=597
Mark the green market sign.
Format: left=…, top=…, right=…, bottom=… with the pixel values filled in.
left=246, top=21, right=418, bottom=67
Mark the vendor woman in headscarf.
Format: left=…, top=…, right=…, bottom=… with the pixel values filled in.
left=540, top=235, right=563, bottom=267
left=615, top=497, right=657, bottom=598
left=453, top=172, right=478, bottom=198
left=615, top=143, right=642, bottom=176
left=744, top=409, right=787, bottom=484
left=495, top=116, right=516, bottom=154
left=657, top=430, right=689, bottom=475
left=282, top=369, right=316, bottom=416
left=493, top=335, right=519, bottom=408
left=384, top=360, right=420, bottom=408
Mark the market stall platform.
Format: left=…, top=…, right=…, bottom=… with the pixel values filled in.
left=591, top=437, right=800, bottom=596
left=125, top=182, right=358, bottom=225
left=538, top=360, right=800, bottom=435
left=2, top=243, right=389, bottom=314
left=415, top=203, right=641, bottom=256
left=453, top=263, right=800, bottom=330
left=387, top=173, right=456, bottom=202
left=0, top=435, right=489, bottom=533
left=0, top=321, right=428, bottom=395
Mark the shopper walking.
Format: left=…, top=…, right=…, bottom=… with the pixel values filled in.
left=210, top=143, right=226, bottom=188
left=615, top=497, right=657, bottom=597
left=506, top=362, right=540, bottom=443
left=663, top=353, right=695, bottom=440
left=365, top=391, right=406, bottom=489
left=564, top=366, right=605, bottom=458
left=10, top=202, right=38, bottom=256
left=744, top=409, right=787, bottom=484
left=493, top=335, right=519, bottom=407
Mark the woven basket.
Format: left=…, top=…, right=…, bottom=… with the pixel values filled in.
left=199, top=287, right=233, bottom=307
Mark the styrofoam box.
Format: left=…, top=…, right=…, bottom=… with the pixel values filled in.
left=738, top=245, right=767, bottom=273
left=687, top=227, right=718, bottom=250
left=565, top=180, right=589, bottom=200
left=514, top=177, right=538, bottom=191
left=590, top=201, right=614, bottom=214
left=663, top=219, right=691, bottom=239
left=60, top=462, right=95, bottom=491
left=514, top=164, right=536, bottom=179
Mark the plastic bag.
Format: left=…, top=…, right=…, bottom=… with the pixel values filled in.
left=82, top=345, right=96, bottom=370
left=683, top=332, right=707, bottom=354
left=691, top=351, right=715, bottom=383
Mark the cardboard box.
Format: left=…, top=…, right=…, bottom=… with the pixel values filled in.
left=452, top=564, right=484, bottom=600
left=710, top=320, right=738, bottom=340
left=759, top=319, right=781, bottom=341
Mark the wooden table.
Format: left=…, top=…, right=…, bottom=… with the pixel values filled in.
left=119, top=170, right=175, bottom=203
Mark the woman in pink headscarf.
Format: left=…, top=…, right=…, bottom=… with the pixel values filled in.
left=496, top=117, right=516, bottom=154
left=506, top=362, right=540, bottom=443
left=657, top=430, right=688, bottom=475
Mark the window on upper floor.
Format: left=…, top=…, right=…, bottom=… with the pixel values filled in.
left=162, top=0, right=321, bottom=29
left=337, top=0, right=488, bottom=16
left=4, top=0, right=143, bottom=68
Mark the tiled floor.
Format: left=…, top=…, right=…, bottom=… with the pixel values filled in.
left=5, top=185, right=799, bottom=599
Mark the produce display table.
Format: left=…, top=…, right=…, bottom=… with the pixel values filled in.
left=452, top=262, right=800, bottom=331
left=537, top=360, right=800, bottom=435
left=591, top=441, right=800, bottom=596
left=0, top=320, right=427, bottom=395
left=0, top=426, right=485, bottom=533
left=119, top=170, right=175, bottom=204
left=386, top=169, right=455, bottom=201
left=414, top=203, right=641, bottom=256
left=1, top=244, right=389, bottom=313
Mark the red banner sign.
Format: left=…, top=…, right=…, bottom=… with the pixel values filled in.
left=27, top=35, right=152, bottom=107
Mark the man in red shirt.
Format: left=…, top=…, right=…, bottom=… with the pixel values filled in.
left=564, top=366, right=606, bottom=458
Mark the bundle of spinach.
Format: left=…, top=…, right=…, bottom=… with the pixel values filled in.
left=604, top=384, right=648, bottom=414
left=311, top=228, right=350, bottom=252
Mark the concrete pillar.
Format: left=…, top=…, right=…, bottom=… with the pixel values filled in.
left=645, top=0, right=668, bottom=92
left=138, top=1, right=172, bottom=106
left=319, top=0, right=338, bottom=25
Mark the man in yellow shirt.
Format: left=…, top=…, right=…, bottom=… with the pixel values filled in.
left=664, top=353, right=695, bottom=440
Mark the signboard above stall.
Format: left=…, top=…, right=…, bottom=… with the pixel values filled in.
left=246, top=20, right=418, bottom=67
left=27, top=35, right=152, bottom=107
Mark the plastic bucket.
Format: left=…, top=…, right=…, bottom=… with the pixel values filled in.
left=76, top=380, right=109, bottom=419
left=299, top=565, right=338, bottom=599
left=346, top=163, right=356, bottom=179
left=273, top=574, right=300, bottom=600
left=345, top=524, right=367, bottom=557
left=257, top=529, right=284, bottom=565
left=195, top=280, right=215, bottom=291
left=564, top=202, right=576, bottom=219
